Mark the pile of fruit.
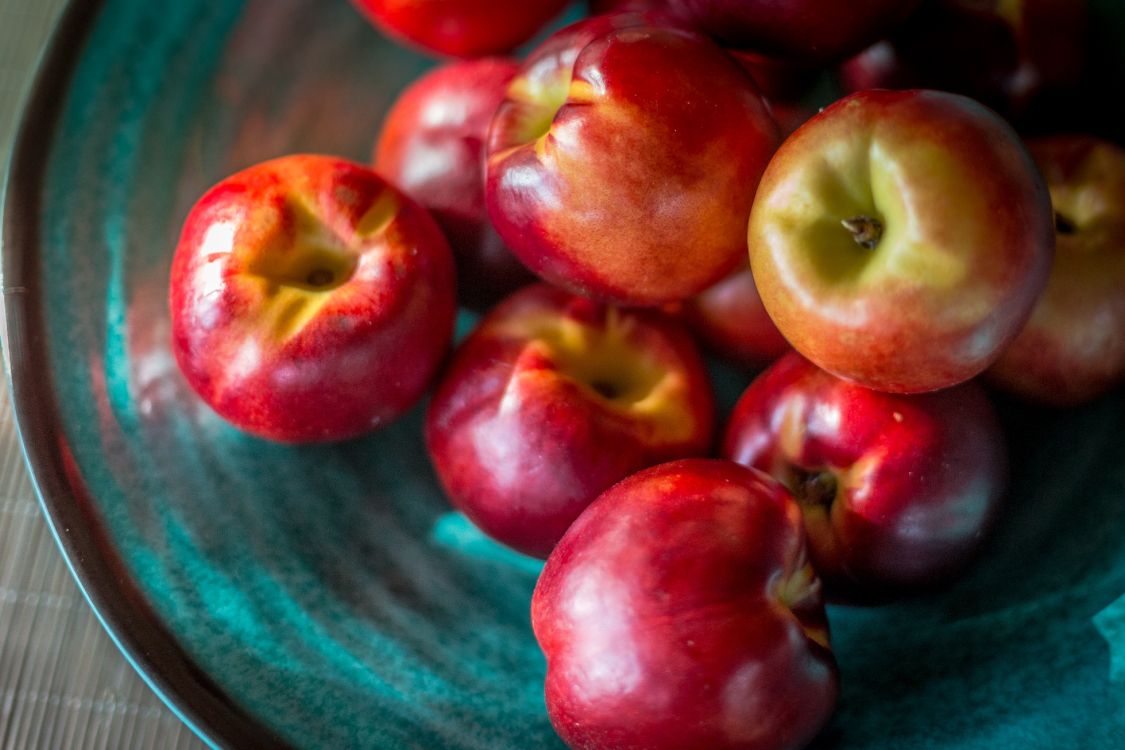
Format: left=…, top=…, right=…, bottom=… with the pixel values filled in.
left=167, top=1, right=1125, bottom=747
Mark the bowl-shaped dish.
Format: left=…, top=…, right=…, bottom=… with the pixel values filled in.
left=3, top=0, right=1125, bottom=747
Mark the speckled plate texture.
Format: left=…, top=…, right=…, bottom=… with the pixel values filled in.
left=2, top=0, right=1125, bottom=748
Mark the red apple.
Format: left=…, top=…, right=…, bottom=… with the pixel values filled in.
left=988, top=135, right=1125, bottom=406
left=722, top=353, right=1007, bottom=602
left=749, top=89, right=1054, bottom=393
left=587, top=5, right=821, bottom=99
left=425, top=284, right=714, bottom=558
left=374, top=58, right=535, bottom=309
left=683, top=263, right=790, bottom=368
left=350, top=0, right=569, bottom=58
left=838, top=0, right=1086, bottom=121
left=486, top=14, right=780, bottom=306
left=591, top=0, right=920, bottom=62
left=588, top=5, right=822, bottom=102
left=169, top=155, right=456, bottom=442
left=533, top=458, right=839, bottom=750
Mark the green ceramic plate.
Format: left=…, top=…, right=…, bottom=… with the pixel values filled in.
left=2, top=0, right=1124, bottom=748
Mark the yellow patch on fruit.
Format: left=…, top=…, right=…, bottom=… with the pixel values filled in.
left=253, top=284, right=339, bottom=343
left=567, top=79, right=598, bottom=104
left=776, top=396, right=809, bottom=461
left=355, top=190, right=399, bottom=239
left=1047, top=142, right=1125, bottom=240
left=240, top=194, right=359, bottom=342
left=501, top=310, right=695, bottom=443
left=504, top=65, right=575, bottom=146
left=837, top=452, right=881, bottom=510
left=868, top=140, right=969, bottom=289
left=757, top=132, right=973, bottom=294
left=772, top=563, right=830, bottom=650
left=994, top=0, right=1024, bottom=28
left=533, top=133, right=553, bottom=163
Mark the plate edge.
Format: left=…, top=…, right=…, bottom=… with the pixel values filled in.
left=0, top=2, right=292, bottom=748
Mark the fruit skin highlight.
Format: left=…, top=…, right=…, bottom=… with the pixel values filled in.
left=723, top=353, right=1007, bottom=602
left=749, top=89, right=1054, bottom=393
left=532, top=458, right=839, bottom=750
left=989, top=135, right=1125, bottom=406
left=486, top=13, right=780, bottom=306
left=425, top=284, right=714, bottom=558
left=170, top=155, right=455, bottom=443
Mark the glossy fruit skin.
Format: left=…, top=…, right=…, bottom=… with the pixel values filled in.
left=684, top=263, right=790, bottom=368
left=723, top=353, right=1007, bottom=602
left=675, top=98, right=810, bottom=368
left=838, top=0, right=1086, bottom=121
left=170, top=155, right=456, bottom=443
left=592, top=0, right=920, bottom=62
left=350, top=0, right=569, bottom=58
left=989, top=136, right=1125, bottom=406
left=533, top=459, right=839, bottom=750
left=590, top=2, right=823, bottom=104
left=588, top=4, right=820, bottom=98
left=374, top=58, right=534, bottom=309
left=749, top=89, right=1054, bottom=393
left=425, top=284, right=714, bottom=558
left=486, top=14, right=780, bottom=306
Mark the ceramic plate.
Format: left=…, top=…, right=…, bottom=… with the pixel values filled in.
left=3, top=0, right=1125, bottom=748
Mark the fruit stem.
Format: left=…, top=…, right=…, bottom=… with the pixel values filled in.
left=842, top=215, right=884, bottom=249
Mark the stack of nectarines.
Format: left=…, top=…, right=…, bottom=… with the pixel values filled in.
left=167, top=1, right=1124, bottom=747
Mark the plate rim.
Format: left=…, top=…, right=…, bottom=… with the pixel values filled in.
left=0, top=1, right=289, bottom=747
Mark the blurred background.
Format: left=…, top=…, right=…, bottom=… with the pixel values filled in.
left=0, top=1, right=203, bottom=746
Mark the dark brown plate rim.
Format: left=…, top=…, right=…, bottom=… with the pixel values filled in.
left=0, top=2, right=289, bottom=747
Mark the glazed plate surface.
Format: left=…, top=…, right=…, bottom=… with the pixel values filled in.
left=3, top=0, right=1125, bottom=747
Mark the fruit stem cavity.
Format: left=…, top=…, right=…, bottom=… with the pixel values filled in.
left=305, top=269, right=335, bottom=287
left=789, top=467, right=838, bottom=510
left=1055, top=212, right=1078, bottom=235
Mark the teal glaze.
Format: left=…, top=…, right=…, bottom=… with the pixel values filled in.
left=15, top=0, right=1125, bottom=746
left=1098, top=597, right=1125, bottom=685
left=41, top=1, right=554, bottom=747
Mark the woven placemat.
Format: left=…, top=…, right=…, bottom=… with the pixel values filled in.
left=0, top=1, right=205, bottom=746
